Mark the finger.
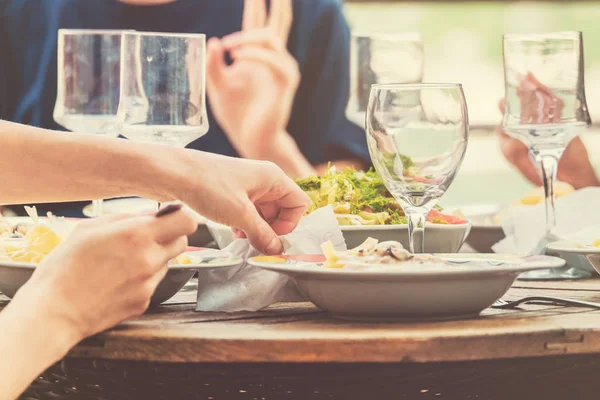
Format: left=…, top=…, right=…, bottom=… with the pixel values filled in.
left=160, top=235, right=190, bottom=266
left=238, top=202, right=283, bottom=255
left=222, top=29, right=285, bottom=51
left=498, top=98, right=505, bottom=114
left=206, top=38, right=227, bottom=89
left=242, top=0, right=267, bottom=30
left=150, top=210, right=198, bottom=244
left=268, top=0, right=293, bottom=41
left=269, top=190, right=310, bottom=236
left=230, top=47, right=297, bottom=81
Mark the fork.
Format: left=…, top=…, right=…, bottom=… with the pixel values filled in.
left=492, top=296, right=600, bottom=310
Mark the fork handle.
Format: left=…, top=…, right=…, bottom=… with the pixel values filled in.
left=515, top=296, right=600, bottom=309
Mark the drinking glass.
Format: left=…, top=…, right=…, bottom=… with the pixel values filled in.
left=347, top=32, right=424, bottom=127
left=502, top=31, right=590, bottom=280
left=116, top=31, right=208, bottom=147
left=366, top=83, right=469, bottom=253
left=54, top=29, right=126, bottom=217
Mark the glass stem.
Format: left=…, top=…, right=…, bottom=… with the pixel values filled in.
left=531, top=148, right=563, bottom=234
left=92, top=199, right=103, bottom=218
left=406, top=210, right=427, bottom=254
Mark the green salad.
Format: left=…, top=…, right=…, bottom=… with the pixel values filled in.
left=295, top=166, right=456, bottom=226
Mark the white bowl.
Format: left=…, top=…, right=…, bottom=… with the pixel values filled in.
left=450, top=204, right=505, bottom=253
left=249, top=253, right=565, bottom=321
left=545, top=241, right=599, bottom=274
left=208, top=221, right=472, bottom=253
left=0, top=250, right=243, bottom=306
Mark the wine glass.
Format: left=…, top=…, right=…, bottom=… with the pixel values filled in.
left=366, top=83, right=469, bottom=253
left=54, top=29, right=126, bottom=217
left=347, top=32, right=424, bottom=127
left=116, top=31, right=208, bottom=147
left=502, top=31, right=591, bottom=280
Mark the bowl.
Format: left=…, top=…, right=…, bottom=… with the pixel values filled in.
left=0, top=261, right=198, bottom=306
left=545, top=241, right=599, bottom=275
left=248, top=253, right=565, bottom=321
left=208, top=221, right=472, bottom=253
left=452, top=204, right=505, bottom=253
left=0, top=250, right=244, bottom=306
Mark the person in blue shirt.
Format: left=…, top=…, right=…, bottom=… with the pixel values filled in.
left=1, top=0, right=367, bottom=176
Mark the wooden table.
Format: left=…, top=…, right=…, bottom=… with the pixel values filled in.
left=7, top=279, right=600, bottom=400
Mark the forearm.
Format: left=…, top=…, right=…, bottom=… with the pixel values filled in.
left=240, top=131, right=315, bottom=179
left=0, top=121, right=178, bottom=205
left=0, top=294, right=77, bottom=400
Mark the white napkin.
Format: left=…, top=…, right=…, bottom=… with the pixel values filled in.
left=195, top=206, right=346, bottom=312
left=493, top=187, right=600, bottom=254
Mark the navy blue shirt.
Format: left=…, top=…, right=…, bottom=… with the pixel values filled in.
left=1, top=0, right=368, bottom=216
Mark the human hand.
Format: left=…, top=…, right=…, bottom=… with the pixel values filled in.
left=12, top=210, right=197, bottom=344
left=498, top=97, right=598, bottom=189
left=514, top=72, right=564, bottom=124
left=163, top=150, right=309, bottom=255
left=206, top=0, right=300, bottom=159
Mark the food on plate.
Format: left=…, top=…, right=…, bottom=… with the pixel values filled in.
left=494, top=182, right=575, bottom=224
left=321, top=237, right=441, bottom=268
left=514, top=182, right=574, bottom=206
left=0, top=206, right=190, bottom=265
left=295, top=166, right=466, bottom=226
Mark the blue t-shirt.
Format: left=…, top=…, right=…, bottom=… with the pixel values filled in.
left=1, top=0, right=368, bottom=216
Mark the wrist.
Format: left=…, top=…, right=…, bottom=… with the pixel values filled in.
left=4, top=285, right=82, bottom=360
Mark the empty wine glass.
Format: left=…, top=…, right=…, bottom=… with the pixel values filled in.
left=347, top=32, right=424, bottom=127
left=116, top=31, right=208, bottom=147
left=366, top=83, right=469, bottom=253
left=502, top=31, right=590, bottom=280
left=53, top=29, right=126, bottom=217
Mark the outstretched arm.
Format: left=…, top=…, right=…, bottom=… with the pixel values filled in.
left=0, top=120, right=309, bottom=254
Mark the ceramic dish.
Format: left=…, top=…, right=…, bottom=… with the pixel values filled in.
left=207, top=221, right=472, bottom=254
left=453, top=204, right=505, bottom=253
left=248, top=253, right=565, bottom=321
left=82, top=199, right=213, bottom=247
left=545, top=241, right=600, bottom=275
left=0, top=249, right=243, bottom=306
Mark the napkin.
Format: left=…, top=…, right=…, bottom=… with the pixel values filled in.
left=195, top=206, right=346, bottom=312
left=493, top=187, right=600, bottom=254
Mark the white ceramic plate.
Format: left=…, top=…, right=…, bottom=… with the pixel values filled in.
left=546, top=240, right=600, bottom=274
left=83, top=198, right=206, bottom=222
left=248, top=253, right=565, bottom=321
left=452, top=204, right=505, bottom=253
left=207, top=220, right=472, bottom=254
left=83, top=198, right=159, bottom=217
left=0, top=249, right=243, bottom=305
left=82, top=199, right=213, bottom=247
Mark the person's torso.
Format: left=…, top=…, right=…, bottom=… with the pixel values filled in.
left=1, top=0, right=327, bottom=157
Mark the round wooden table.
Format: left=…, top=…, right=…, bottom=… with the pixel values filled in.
left=8, top=278, right=600, bottom=400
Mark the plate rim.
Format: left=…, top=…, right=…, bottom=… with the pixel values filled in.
left=546, top=240, right=600, bottom=255
left=248, top=254, right=565, bottom=279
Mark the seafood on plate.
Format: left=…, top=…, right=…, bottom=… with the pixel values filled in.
left=321, top=237, right=441, bottom=269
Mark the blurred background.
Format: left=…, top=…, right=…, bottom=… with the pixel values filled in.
left=343, top=0, right=600, bottom=206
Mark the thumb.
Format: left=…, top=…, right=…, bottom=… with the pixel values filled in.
left=498, top=98, right=505, bottom=114
left=237, top=203, right=283, bottom=255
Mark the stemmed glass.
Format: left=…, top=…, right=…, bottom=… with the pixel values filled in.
left=54, top=29, right=125, bottom=217
left=347, top=32, right=424, bottom=127
left=366, top=84, right=469, bottom=253
left=116, top=31, right=208, bottom=147
left=502, top=31, right=590, bottom=280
